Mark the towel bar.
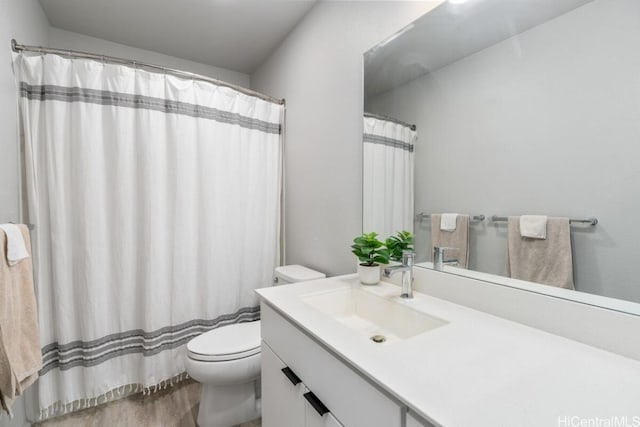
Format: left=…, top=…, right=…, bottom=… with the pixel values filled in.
left=415, top=213, right=485, bottom=222
left=490, top=215, right=598, bottom=226
left=3, top=222, right=35, bottom=230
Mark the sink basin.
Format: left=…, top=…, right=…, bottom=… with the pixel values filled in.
left=301, top=287, right=447, bottom=343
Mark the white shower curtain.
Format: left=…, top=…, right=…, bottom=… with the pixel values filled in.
left=15, top=54, right=283, bottom=419
left=363, top=115, right=416, bottom=237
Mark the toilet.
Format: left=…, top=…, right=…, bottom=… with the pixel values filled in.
left=185, top=265, right=325, bottom=427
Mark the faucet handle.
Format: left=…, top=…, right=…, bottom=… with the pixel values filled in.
left=433, top=246, right=457, bottom=256
left=401, top=249, right=414, bottom=266
left=433, top=246, right=457, bottom=269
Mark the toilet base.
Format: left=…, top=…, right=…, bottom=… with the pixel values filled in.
left=197, top=380, right=260, bottom=427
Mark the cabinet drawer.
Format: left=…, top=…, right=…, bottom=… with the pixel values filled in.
left=261, top=302, right=402, bottom=427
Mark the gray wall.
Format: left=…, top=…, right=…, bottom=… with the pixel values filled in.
left=47, top=28, right=250, bottom=88
left=366, top=0, right=640, bottom=303
left=251, top=1, right=440, bottom=277
left=0, top=0, right=49, bottom=236
left=0, top=2, right=49, bottom=424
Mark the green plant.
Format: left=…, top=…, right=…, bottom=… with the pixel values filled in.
left=385, top=230, right=414, bottom=262
left=351, top=232, right=390, bottom=266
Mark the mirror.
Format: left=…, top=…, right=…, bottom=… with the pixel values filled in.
left=363, top=0, right=640, bottom=312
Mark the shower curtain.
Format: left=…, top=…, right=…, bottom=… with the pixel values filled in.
left=363, top=115, right=416, bottom=237
left=14, top=54, right=283, bottom=419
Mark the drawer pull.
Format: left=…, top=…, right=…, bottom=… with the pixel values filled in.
left=281, top=367, right=302, bottom=385
left=303, top=391, right=330, bottom=416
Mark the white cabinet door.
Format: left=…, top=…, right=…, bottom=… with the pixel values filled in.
left=261, top=341, right=306, bottom=427
left=304, top=392, right=344, bottom=427
left=261, top=303, right=403, bottom=427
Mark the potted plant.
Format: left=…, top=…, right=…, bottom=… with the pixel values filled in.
left=351, top=232, right=390, bottom=285
left=385, top=231, right=414, bottom=262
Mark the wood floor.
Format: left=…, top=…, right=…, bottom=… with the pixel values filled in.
left=33, top=380, right=261, bottom=427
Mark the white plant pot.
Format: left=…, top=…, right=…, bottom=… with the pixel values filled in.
left=357, top=264, right=380, bottom=285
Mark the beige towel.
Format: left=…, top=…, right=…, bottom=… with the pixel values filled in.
left=506, top=216, right=574, bottom=289
left=0, top=225, right=42, bottom=416
left=431, top=214, right=470, bottom=268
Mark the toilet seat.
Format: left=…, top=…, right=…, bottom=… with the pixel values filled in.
left=187, top=321, right=261, bottom=362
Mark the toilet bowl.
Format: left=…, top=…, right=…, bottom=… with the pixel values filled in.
left=185, top=265, right=325, bottom=427
left=185, top=321, right=262, bottom=427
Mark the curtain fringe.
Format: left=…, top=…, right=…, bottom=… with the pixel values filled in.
left=38, top=372, right=190, bottom=421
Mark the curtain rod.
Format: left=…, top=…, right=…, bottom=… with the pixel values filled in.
left=11, top=39, right=285, bottom=106
left=364, top=112, right=416, bottom=131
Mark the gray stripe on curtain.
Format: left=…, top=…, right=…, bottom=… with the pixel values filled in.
left=363, top=133, right=414, bottom=152
left=19, top=83, right=281, bottom=134
left=39, top=306, right=260, bottom=375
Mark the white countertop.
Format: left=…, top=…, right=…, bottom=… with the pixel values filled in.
left=256, top=274, right=640, bottom=427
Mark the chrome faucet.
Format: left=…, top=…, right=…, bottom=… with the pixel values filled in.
left=433, top=246, right=459, bottom=270
left=383, top=250, right=414, bottom=299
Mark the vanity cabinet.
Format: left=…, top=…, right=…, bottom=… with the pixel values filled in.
left=262, top=341, right=344, bottom=427
left=261, top=303, right=403, bottom=427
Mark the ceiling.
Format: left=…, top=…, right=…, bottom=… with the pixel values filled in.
left=38, top=0, right=318, bottom=74
left=364, top=0, right=594, bottom=99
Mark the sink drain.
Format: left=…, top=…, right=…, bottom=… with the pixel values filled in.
left=371, top=334, right=386, bottom=343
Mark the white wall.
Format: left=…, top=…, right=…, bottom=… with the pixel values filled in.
left=367, top=0, right=640, bottom=303
left=47, top=28, right=250, bottom=88
left=251, top=1, right=440, bottom=276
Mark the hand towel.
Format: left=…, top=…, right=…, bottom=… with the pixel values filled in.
left=0, top=334, right=14, bottom=415
left=506, top=216, right=574, bottom=289
left=0, top=225, right=42, bottom=416
left=519, top=215, right=547, bottom=239
left=440, top=213, right=458, bottom=231
left=0, top=224, right=30, bottom=266
left=431, top=214, right=470, bottom=268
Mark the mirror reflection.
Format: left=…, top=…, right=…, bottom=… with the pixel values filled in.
left=362, top=112, right=416, bottom=238
left=363, top=0, right=640, bottom=306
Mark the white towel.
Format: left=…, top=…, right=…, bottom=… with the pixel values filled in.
left=0, top=225, right=30, bottom=266
left=440, top=213, right=458, bottom=231
left=519, top=215, right=547, bottom=239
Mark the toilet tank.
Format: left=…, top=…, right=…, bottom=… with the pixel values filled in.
left=274, top=265, right=325, bottom=285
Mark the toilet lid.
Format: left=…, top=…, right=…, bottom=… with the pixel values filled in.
left=187, top=321, right=261, bottom=362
